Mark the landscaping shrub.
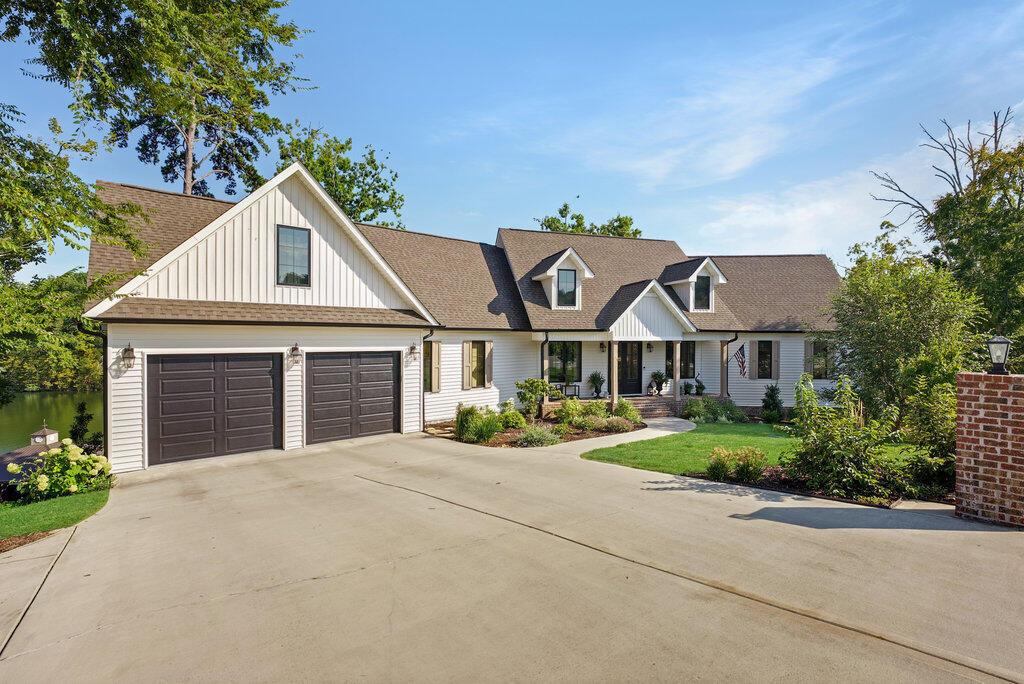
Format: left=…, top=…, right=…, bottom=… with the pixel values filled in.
left=705, top=450, right=732, bottom=481
left=587, top=370, right=605, bottom=397
left=680, top=397, right=707, bottom=422
left=761, top=384, right=784, bottom=424
left=718, top=398, right=748, bottom=423
left=468, top=411, right=503, bottom=444
left=703, top=397, right=726, bottom=423
left=601, top=416, right=633, bottom=433
left=581, top=401, right=609, bottom=419
left=498, top=399, right=516, bottom=414
left=612, top=398, right=642, bottom=423
left=783, top=374, right=900, bottom=499
left=551, top=423, right=572, bottom=438
left=575, top=415, right=601, bottom=432
left=683, top=381, right=693, bottom=395
left=6, top=439, right=113, bottom=503
left=454, top=404, right=480, bottom=442
left=695, top=379, right=705, bottom=396
left=500, top=409, right=527, bottom=430
left=553, top=397, right=585, bottom=425
left=515, top=425, right=561, bottom=447
left=515, top=378, right=563, bottom=419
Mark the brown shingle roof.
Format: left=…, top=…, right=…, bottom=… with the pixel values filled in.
left=498, top=228, right=690, bottom=330
left=89, top=182, right=236, bottom=289
left=96, top=298, right=428, bottom=327
left=357, top=224, right=530, bottom=330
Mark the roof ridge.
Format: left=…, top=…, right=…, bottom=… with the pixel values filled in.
left=498, top=226, right=677, bottom=243
left=711, top=253, right=831, bottom=258
left=357, top=222, right=500, bottom=248
left=97, top=180, right=238, bottom=206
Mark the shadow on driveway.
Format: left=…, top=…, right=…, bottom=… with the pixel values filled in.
left=730, top=506, right=1015, bottom=532
left=642, top=476, right=815, bottom=503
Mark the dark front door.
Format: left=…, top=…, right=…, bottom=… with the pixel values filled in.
left=306, top=351, right=400, bottom=445
left=147, top=354, right=283, bottom=465
left=617, top=342, right=642, bottom=394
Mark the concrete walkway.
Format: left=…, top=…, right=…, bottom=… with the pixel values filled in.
left=0, top=431, right=1021, bottom=681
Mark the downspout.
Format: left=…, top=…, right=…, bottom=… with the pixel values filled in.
left=420, top=329, right=435, bottom=430
left=539, top=332, right=549, bottom=379
left=722, top=332, right=738, bottom=397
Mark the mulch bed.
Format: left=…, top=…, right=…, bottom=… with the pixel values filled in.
left=426, top=418, right=644, bottom=448
left=0, top=530, right=52, bottom=555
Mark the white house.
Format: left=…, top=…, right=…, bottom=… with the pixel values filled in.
left=85, top=163, right=840, bottom=473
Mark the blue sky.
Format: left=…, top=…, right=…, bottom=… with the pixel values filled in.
left=7, top=0, right=1024, bottom=280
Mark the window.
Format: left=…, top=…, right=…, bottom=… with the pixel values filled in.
left=694, top=275, right=711, bottom=310
left=556, top=269, right=577, bottom=307
left=666, top=342, right=697, bottom=378
left=548, top=341, right=582, bottom=383
left=757, top=340, right=773, bottom=380
left=277, top=225, right=310, bottom=286
left=470, top=341, right=486, bottom=389
left=812, top=341, right=831, bottom=380
left=423, top=342, right=433, bottom=392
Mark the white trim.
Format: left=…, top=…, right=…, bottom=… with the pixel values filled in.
left=531, top=247, right=595, bottom=281
left=663, top=256, right=728, bottom=286
left=609, top=280, right=697, bottom=334
left=84, top=163, right=439, bottom=326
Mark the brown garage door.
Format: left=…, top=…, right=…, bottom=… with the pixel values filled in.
left=147, top=354, right=282, bottom=465
left=306, top=352, right=400, bottom=444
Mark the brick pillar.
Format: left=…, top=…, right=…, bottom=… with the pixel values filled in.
left=955, top=372, right=1024, bottom=527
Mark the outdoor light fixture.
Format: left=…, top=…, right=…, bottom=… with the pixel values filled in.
left=599, top=342, right=606, bottom=352
left=646, top=342, right=654, bottom=353
left=121, top=344, right=136, bottom=369
left=289, top=343, right=302, bottom=362
left=986, top=335, right=1011, bottom=375
left=407, top=344, right=418, bottom=359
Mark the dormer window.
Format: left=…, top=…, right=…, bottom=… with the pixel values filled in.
left=557, top=269, right=577, bottom=307
left=694, top=275, right=711, bottom=310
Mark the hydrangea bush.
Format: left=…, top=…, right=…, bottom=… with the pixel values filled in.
left=6, top=439, right=114, bottom=503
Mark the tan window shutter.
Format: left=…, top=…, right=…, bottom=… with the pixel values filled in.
left=748, top=341, right=758, bottom=379
left=430, top=341, right=441, bottom=392
left=462, top=341, right=472, bottom=390
left=772, top=340, right=780, bottom=380
left=485, top=341, right=494, bottom=387
left=804, top=339, right=814, bottom=374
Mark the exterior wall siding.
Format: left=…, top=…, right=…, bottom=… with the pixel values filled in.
left=134, top=175, right=407, bottom=309
left=423, top=331, right=538, bottom=422
left=610, top=293, right=686, bottom=340
left=106, top=323, right=425, bottom=473
left=724, top=334, right=829, bottom=407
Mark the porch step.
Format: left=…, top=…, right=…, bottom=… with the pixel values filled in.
left=626, top=395, right=682, bottom=419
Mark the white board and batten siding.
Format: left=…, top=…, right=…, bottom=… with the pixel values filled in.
left=132, top=175, right=407, bottom=309
left=610, top=293, right=686, bottom=341
left=423, top=331, right=538, bottom=423
left=106, top=323, right=425, bottom=473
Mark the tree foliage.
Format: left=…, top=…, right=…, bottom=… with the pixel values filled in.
left=535, top=201, right=642, bottom=238
left=873, top=108, right=1024, bottom=356
left=821, top=233, right=983, bottom=422
left=2, top=0, right=305, bottom=196
left=275, top=122, right=404, bottom=226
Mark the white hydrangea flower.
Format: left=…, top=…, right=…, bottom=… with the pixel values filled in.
left=61, top=437, right=73, bottom=446
left=36, top=474, right=49, bottom=491
left=6, top=463, right=21, bottom=474
left=68, top=483, right=78, bottom=493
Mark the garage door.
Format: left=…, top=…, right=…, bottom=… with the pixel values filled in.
left=147, top=354, right=282, bottom=465
left=306, top=352, right=400, bottom=444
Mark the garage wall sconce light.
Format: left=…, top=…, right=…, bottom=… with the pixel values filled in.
left=289, top=343, right=302, bottom=362
left=121, top=344, right=136, bottom=369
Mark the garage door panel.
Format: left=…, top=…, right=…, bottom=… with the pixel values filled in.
left=306, top=351, right=399, bottom=444
left=148, top=354, right=282, bottom=466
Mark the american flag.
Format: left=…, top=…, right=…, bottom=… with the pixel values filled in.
left=733, top=344, right=748, bottom=378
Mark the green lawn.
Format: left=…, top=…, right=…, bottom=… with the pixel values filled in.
left=583, top=423, right=915, bottom=476
left=0, top=489, right=109, bottom=540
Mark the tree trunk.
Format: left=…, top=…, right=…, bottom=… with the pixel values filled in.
left=182, top=120, right=197, bottom=195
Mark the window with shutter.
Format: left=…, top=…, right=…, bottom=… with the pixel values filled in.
left=756, top=340, right=773, bottom=380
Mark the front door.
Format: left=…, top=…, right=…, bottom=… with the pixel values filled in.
left=617, top=342, right=642, bottom=394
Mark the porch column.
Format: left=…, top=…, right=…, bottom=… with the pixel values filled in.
left=672, top=341, right=681, bottom=400
left=609, top=342, right=618, bottom=406
left=720, top=340, right=730, bottom=398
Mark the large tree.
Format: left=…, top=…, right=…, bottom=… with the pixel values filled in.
left=821, top=233, right=983, bottom=423
left=275, top=122, right=404, bottom=226
left=873, top=108, right=1024, bottom=351
left=2, top=0, right=305, bottom=196
left=536, top=201, right=642, bottom=238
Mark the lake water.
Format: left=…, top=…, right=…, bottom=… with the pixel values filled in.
left=0, top=392, right=104, bottom=454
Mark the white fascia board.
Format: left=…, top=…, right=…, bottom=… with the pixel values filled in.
left=610, top=280, right=697, bottom=333
left=84, top=162, right=439, bottom=326
left=531, top=247, right=595, bottom=281
left=663, top=257, right=728, bottom=285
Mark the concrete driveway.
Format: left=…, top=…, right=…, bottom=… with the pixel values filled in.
left=1, top=422, right=1022, bottom=682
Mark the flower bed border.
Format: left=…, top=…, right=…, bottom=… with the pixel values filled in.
left=425, top=418, right=646, bottom=448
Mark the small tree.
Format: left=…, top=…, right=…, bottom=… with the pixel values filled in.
left=761, top=384, right=784, bottom=423
left=69, top=402, right=93, bottom=444
left=515, top=378, right=562, bottom=420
